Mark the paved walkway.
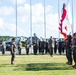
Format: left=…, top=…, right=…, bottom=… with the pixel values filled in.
left=0, top=48, right=39, bottom=55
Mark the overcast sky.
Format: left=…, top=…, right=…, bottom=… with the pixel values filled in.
left=0, top=0, right=76, bottom=38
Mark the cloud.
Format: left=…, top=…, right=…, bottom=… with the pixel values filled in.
left=0, top=18, right=16, bottom=36
left=0, top=18, right=4, bottom=29
left=0, top=2, right=59, bottom=38
left=0, top=19, right=27, bottom=36
left=31, top=3, right=58, bottom=38
left=46, top=5, right=53, bottom=14
left=0, top=17, right=29, bottom=36
left=12, top=0, right=26, bottom=5
left=17, top=3, right=53, bottom=24
left=0, top=6, right=14, bottom=16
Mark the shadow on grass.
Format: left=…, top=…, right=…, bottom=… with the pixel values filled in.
left=13, top=63, right=75, bottom=71
left=0, top=63, right=75, bottom=71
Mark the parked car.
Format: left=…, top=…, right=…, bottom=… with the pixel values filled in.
left=0, top=41, right=2, bottom=51
left=6, top=41, right=11, bottom=51
left=0, top=45, right=2, bottom=51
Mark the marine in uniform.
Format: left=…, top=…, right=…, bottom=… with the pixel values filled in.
left=11, top=38, right=16, bottom=65
left=18, top=40, right=22, bottom=55
left=1, top=39, right=6, bottom=55
left=72, top=33, right=76, bottom=68
left=48, top=36, right=53, bottom=57
left=25, top=40, right=29, bottom=55
left=65, top=35, right=72, bottom=65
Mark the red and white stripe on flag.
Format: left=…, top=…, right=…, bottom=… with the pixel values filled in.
left=59, top=3, right=68, bottom=40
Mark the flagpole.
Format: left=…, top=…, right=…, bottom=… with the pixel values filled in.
left=16, top=0, right=17, bottom=38
left=44, top=0, right=46, bottom=40
left=58, top=0, right=60, bottom=39
left=30, top=0, right=32, bottom=53
left=72, top=0, right=74, bottom=35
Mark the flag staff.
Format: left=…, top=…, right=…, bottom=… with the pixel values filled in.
left=72, top=0, right=74, bottom=35
left=15, top=0, right=17, bottom=38
left=30, top=0, right=32, bottom=48
left=44, top=0, right=46, bottom=40
left=58, top=0, right=60, bottom=39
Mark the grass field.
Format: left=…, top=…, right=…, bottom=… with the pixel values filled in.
left=0, top=54, right=76, bottom=75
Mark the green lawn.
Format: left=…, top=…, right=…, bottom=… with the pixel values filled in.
left=0, top=54, right=76, bottom=75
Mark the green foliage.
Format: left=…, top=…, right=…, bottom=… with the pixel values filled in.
left=21, top=41, right=25, bottom=47
left=0, top=36, right=12, bottom=41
